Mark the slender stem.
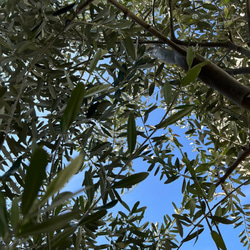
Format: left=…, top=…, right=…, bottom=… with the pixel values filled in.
left=4, top=0, right=95, bottom=137
left=216, top=145, right=250, bottom=187
left=177, top=179, right=250, bottom=249
left=78, top=91, right=180, bottom=222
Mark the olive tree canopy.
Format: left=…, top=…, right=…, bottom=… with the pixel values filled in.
left=1, top=0, right=250, bottom=249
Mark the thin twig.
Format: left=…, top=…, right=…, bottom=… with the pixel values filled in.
left=168, top=0, right=250, bottom=58
left=107, top=0, right=250, bottom=111
left=4, top=0, right=95, bottom=138
left=216, top=144, right=250, bottom=187
left=168, top=0, right=176, bottom=41
left=226, top=67, right=250, bottom=75
left=152, top=0, right=156, bottom=26
left=78, top=91, right=180, bottom=222
left=177, top=179, right=250, bottom=249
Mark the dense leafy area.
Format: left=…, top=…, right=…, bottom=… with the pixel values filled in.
left=1, top=0, right=250, bottom=249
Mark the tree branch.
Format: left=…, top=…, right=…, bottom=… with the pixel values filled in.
left=168, top=0, right=176, bottom=41
left=226, top=67, right=250, bottom=75
left=168, top=0, right=250, bottom=58
left=216, top=145, right=250, bottom=187
left=4, top=0, right=95, bottom=137
left=246, top=0, right=250, bottom=45
left=107, top=0, right=250, bottom=111
left=178, top=178, right=250, bottom=249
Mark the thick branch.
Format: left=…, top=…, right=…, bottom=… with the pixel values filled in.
left=247, top=0, right=250, bottom=44
left=108, top=0, right=250, bottom=111
left=216, top=145, right=250, bottom=187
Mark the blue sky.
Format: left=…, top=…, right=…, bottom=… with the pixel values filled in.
left=64, top=101, right=249, bottom=249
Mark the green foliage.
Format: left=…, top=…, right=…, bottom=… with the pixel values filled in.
left=1, top=0, right=250, bottom=249
left=22, top=147, right=48, bottom=215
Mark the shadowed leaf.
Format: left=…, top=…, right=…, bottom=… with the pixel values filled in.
left=61, top=83, right=85, bottom=132
left=113, top=172, right=149, bottom=189
left=21, top=148, right=48, bottom=216
left=127, top=112, right=136, bottom=154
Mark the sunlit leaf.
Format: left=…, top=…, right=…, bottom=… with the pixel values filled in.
left=84, top=85, right=110, bottom=98
left=157, top=106, right=194, bottom=128
left=41, top=154, right=83, bottom=205
left=181, top=62, right=209, bottom=86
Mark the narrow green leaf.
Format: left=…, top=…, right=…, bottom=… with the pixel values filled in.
left=207, top=184, right=216, bottom=200
left=203, top=3, right=217, bottom=10
left=22, top=147, right=48, bottom=215
left=156, top=63, right=164, bottom=76
left=89, top=49, right=102, bottom=73
left=163, top=83, right=172, bottom=105
left=50, top=227, right=76, bottom=249
left=148, top=82, right=155, bottom=96
left=127, top=112, right=136, bottom=154
left=124, top=36, right=135, bottom=60
left=0, top=86, right=7, bottom=98
left=0, top=193, right=9, bottom=239
left=53, top=3, right=75, bottom=16
left=83, top=170, right=94, bottom=205
left=210, top=216, right=235, bottom=224
left=41, top=154, right=83, bottom=205
left=157, top=105, right=194, bottom=129
left=181, top=61, right=208, bottom=86
left=61, top=83, right=85, bottom=132
left=186, top=46, right=194, bottom=69
left=18, top=211, right=79, bottom=237
left=183, top=228, right=204, bottom=242
left=10, top=198, right=19, bottom=229
left=84, top=84, right=110, bottom=98
left=211, top=231, right=227, bottom=250
left=0, top=156, right=22, bottom=181
left=176, top=218, right=183, bottom=237
left=112, top=172, right=149, bottom=189
left=94, top=200, right=118, bottom=211
left=0, top=36, right=12, bottom=50
left=78, top=210, right=107, bottom=226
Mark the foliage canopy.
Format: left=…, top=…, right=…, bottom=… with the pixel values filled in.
left=1, top=0, right=250, bottom=249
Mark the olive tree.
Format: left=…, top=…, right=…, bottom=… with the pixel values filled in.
left=1, top=0, right=250, bottom=249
